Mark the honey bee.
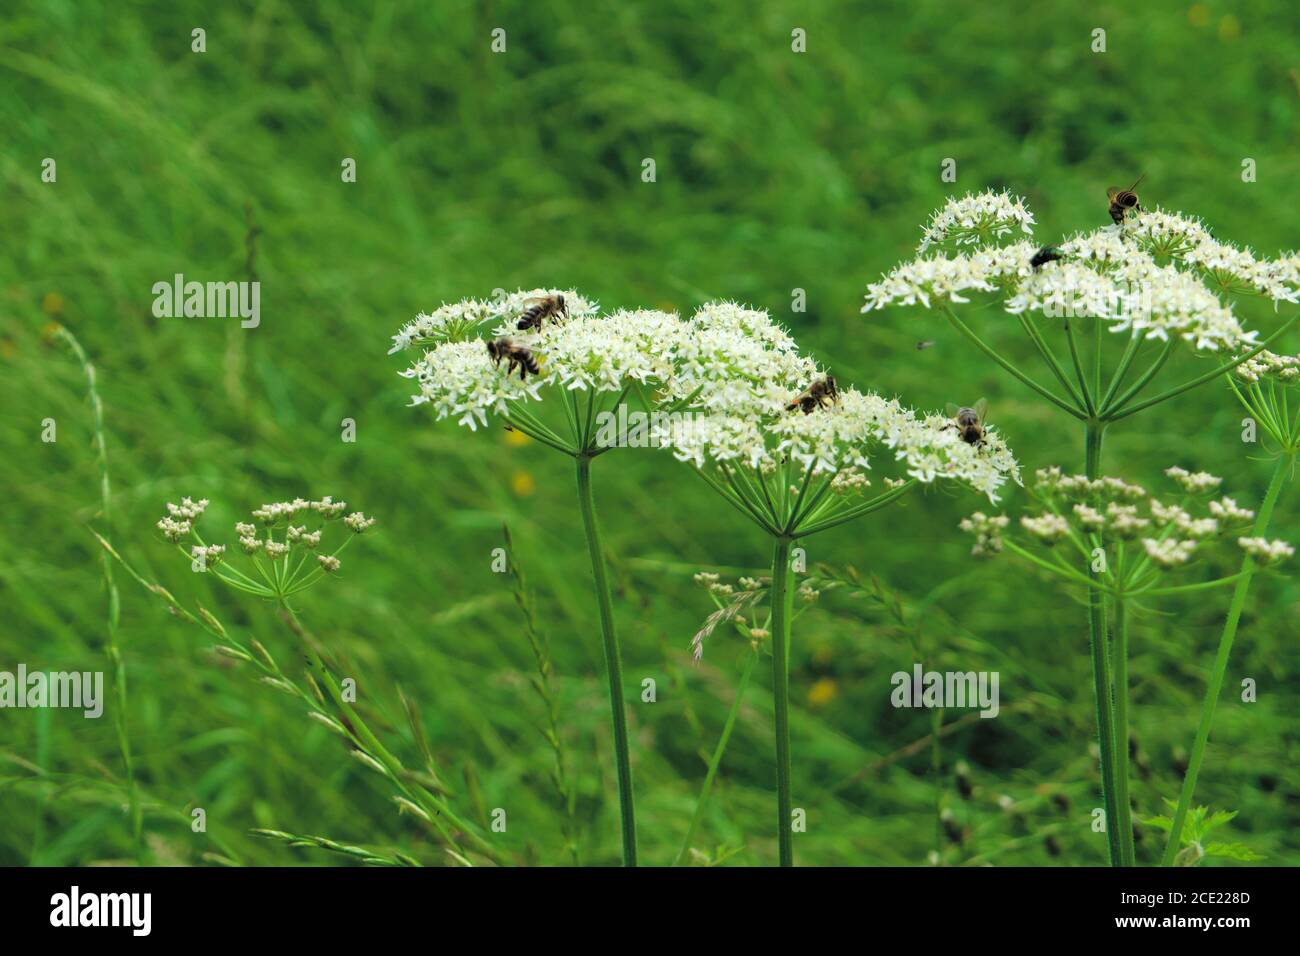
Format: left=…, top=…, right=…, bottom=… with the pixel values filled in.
left=486, top=337, right=540, bottom=380
left=516, top=294, right=566, bottom=332
left=943, top=399, right=988, bottom=449
left=1029, top=245, right=1065, bottom=270
left=787, top=375, right=838, bottom=414
left=1107, top=173, right=1145, bottom=225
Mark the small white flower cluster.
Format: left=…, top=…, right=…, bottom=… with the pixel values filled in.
left=1237, top=537, right=1295, bottom=563
left=1234, top=348, right=1299, bottom=385
left=285, top=525, right=323, bottom=548
left=1209, top=497, right=1255, bottom=522
left=1149, top=500, right=1219, bottom=538
left=1127, top=209, right=1300, bottom=303
left=1034, top=467, right=1147, bottom=501
left=250, top=497, right=346, bottom=524
left=916, top=190, right=1036, bottom=253
left=661, top=369, right=1021, bottom=502
left=863, top=242, right=1036, bottom=310
left=167, top=497, right=209, bottom=519
left=1106, top=503, right=1150, bottom=537
left=190, top=544, right=225, bottom=565
left=1142, top=537, right=1198, bottom=568
left=1073, top=503, right=1105, bottom=531
left=1165, top=466, right=1222, bottom=494
left=694, top=571, right=737, bottom=599
left=343, top=512, right=376, bottom=534
left=666, top=302, right=815, bottom=416
left=157, top=497, right=210, bottom=542
left=1020, top=513, right=1069, bottom=542
left=865, top=192, right=1294, bottom=353
left=959, top=511, right=1010, bottom=556
left=155, top=496, right=372, bottom=582
left=974, top=466, right=1275, bottom=572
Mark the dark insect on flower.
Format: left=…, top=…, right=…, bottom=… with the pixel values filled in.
left=1107, top=173, right=1145, bottom=225
left=787, top=375, right=839, bottom=414
left=487, top=337, right=541, bottom=381
left=943, top=398, right=988, bottom=449
left=1029, top=246, right=1065, bottom=270
left=516, top=294, right=566, bottom=332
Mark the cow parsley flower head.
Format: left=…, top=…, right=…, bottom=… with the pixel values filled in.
left=1234, top=348, right=1300, bottom=385
left=1142, top=537, right=1198, bottom=568
left=394, top=290, right=686, bottom=435
left=152, top=496, right=369, bottom=598
left=917, top=190, right=1035, bottom=253
left=866, top=192, right=1284, bottom=368
left=960, top=511, right=1010, bottom=556
left=657, top=318, right=1020, bottom=537
left=1164, top=466, right=1222, bottom=494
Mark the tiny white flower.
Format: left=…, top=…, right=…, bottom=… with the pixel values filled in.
left=1237, top=537, right=1294, bottom=562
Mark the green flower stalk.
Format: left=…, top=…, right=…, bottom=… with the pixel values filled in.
left=390, top=289, right=693, bottom=866
left=1159, top=350, right=1300, bottom=864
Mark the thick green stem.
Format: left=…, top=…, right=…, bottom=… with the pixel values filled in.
left=575, top=454, right=637, bottom=866
left=769, top=536, right=796, bottom=866
left=1084, top=420, right=1123, bottom=866
left=1160, top=453, right=1291, bottom=865
left=1113, top=594, right=1135, bottom=866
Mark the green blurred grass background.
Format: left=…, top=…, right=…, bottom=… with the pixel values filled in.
left=1, top=0, right=1297, bottom=866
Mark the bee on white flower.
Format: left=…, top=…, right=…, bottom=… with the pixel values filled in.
left=343, top=512, right=376, bottom=534
left=866, top=193, right=1275, bottom=357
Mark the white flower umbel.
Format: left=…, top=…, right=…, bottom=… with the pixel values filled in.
left=395, top=292, right=684, bottom=443
left=154, top=496, right=369, bottom=601
left=865, top=191, right=1297, bottom=436
left=917, top=190, right=1036, bottom=253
